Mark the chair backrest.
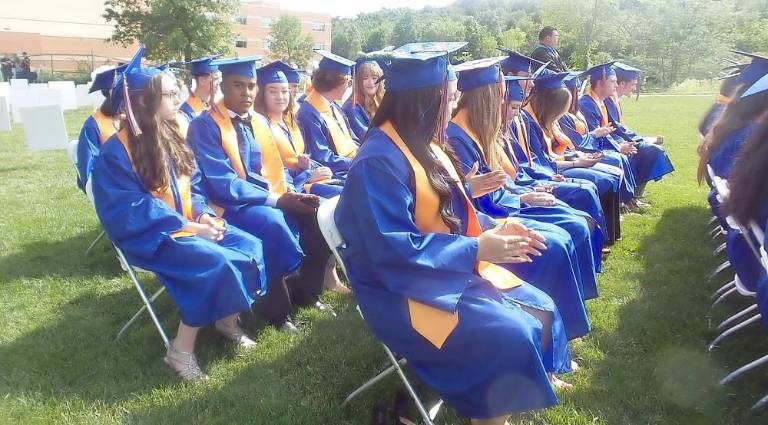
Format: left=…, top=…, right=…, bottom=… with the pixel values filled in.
left=316, top=195, right=350, bottom=279
left=749, top=220, right=768, bottom=273
left=67, top=139, right=79, bottom=173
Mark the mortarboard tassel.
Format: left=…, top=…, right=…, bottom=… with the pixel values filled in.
left=123, top=77, right=143, bottom=136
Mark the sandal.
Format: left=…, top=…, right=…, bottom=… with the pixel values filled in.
left=214, top=321, right=257, bottom=349
left=164, top=342, right=209, bottom=382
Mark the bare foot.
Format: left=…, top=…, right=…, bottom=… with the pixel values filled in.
left=549, top=373, right=573, bottom=389
left=323, top=258, right=351, bottom=295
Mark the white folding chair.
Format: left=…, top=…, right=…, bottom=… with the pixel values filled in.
left=316, top=196, right=443, bottom=425
left=67, top=142, right=170, bottom=348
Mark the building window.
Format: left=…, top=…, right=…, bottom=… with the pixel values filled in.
left=313, top=43, right=325, bottom=51
left=233, top=15, right=247, bottom=25
left=261, top=17, right=273, bottom=28
left=262, top=39, right=271, bottom=50
left=235, top=38, right=248, bottom=48
left=311, top=22, right=326, bottom=32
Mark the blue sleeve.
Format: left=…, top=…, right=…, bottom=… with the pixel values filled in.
left=92, top=141, right=186, bottom=258
left=342, top=101, right=369, bottom=140
left=559, top=115, right=599, bottom=152
left=179, top=104, right=195, bottom=122
left=604, top=99, right=641, bottom=142
left=76, top=117, right=100, bottom=191
left=186, top=115, right=271, bottom=208
left=578, top=98, right=622, bottom=150
left=338, top=156, right=479, bottom=312
left=290, top=168, right=312, bottom=192
left=190, top=165, right=215, bottom=219
left=297, top=106, right=353, bottom=176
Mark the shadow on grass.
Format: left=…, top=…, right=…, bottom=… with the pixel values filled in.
left=0, top=229, right=120, bottom=281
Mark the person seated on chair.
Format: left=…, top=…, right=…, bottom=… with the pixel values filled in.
left=342, top=57, right=385, bottom=140
left=296, top=50, right=360, bottom=179
left=579, top=62, right=674, bottom=210
left=254, top=60, right=349, bottom=295
left=609, top=62, right=664, bottom=146
left=92, top=46, right=265, bottom=382
left=187, top=56, right=338, bottom=332
left=337, top=42, right=574, bottom=425
left=76, top=65, right=126, bottom=192
left=445, top=57, right=598, bottom=341
left=699, top=71, right=742, bottom=139
left=179, top=55, right=221, bottom=123
left=498, top=48, right=545, bottom=98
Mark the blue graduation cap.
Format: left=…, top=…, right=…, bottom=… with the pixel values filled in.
left=731, top=50, right=768, bottom=87
left=582, top=61, right=617, bottom=85
left=741, top=73, right=768, bottom=99
left=211, top=55, right=262, bottom=79
left=564, top=72, right=582, bottom=91
left=613, top=62, right=641, bottom=81
left=384, top=42, right=467, bottom=92
left=314, top=50, right=355, bottom=76
left=504, top=75, right=532, bottom=102
left=111, top=45, right=164, bottom=135
left=89, top=64, right=127, bottom=95
left=256, top=61, right=298, bottom=86
left=453, top=56, right=504, bottom=92
left=534, top=71, right=570, bottom=90
left=498, top=48, right=545, bottom=75
left=186, top=54, right=221, bottom=76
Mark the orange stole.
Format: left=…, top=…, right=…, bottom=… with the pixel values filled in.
left=450, top=110, right=517, bottom=181
left=115, top=130, right=195, bottom=238
left=379, top=121, right=522, bottom=350
left=184, top=94, right=207, bottom=116
left=513, top=114, right=533, bottom=166
left=586, top=89, right=610, bottom=127
left=92, top=110, right=117, bottom=144
left=209, top=101, right=288, bottom=195
left=269, top=119, right=305, bottom=170
left=305, top=91, right=358, bottom=158
left=571, top=112, right=589, bottom=135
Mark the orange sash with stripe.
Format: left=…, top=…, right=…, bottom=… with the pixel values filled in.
left=210, top=101, right=288, bottom=195
left=571, top=112, right=589, bottom=135
left=92, top=109, right=117, bottom=145
left=184, top=94, right=207, bottom=116
left=306, top=91, right=358, bottom=158
left=115, top=130, right=195, bottom=238
left=586, top=89, right=610, bottom=127
left=379, top=121, right=522, bottom=349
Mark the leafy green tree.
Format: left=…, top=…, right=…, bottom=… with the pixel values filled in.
left=464, top=17, right=497, bottom=59
left=104, top=0, right=238, bottom=62
left=331, top=19, right=363, bottom=59
left=268, top=16, right=314, bottom=68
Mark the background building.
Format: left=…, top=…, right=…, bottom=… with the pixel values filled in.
left=0, top=0, right=331, bottom=79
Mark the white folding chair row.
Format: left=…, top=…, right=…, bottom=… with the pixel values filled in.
left=316, top=196, right=443, bottom=425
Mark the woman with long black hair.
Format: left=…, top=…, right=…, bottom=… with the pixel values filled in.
left=336, top=43, right=570, bottom=425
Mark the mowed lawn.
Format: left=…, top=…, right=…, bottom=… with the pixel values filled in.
left=1, top=95, right=766, bottom=424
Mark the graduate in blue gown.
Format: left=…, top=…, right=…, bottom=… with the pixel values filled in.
left=187, top=56, right=336, bottom=332
left=579, top=62, right=674, bottom=207
left=178, top=55, right=220, bottom=122
left=253, top=61, right=344, bottom=200
left=342, top=58, right=385, bottom=139
left=92, top=46, right=266, bottom=381
left=296, top=50, right=360, bottom=179
left=446, top=57, right=596, bottom=339
left=698, top=71, right=742, bottom=139
left=76, top=65, right=125, bottom=191
left=337, top=42, right=573, bottom=424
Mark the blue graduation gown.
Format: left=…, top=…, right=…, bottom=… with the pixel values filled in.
left=92, top=136, right=266, bottom=327
left=341, top=98, right=371, bottom=140
left=700, top=103, right=726, bottom=138
left=336, top=126, right=569, bottom=418
left=296, top=99, right=359, bottom=179
left=559, top=113, right=636, bottom=202
left=708, top=123, right=757, bottom=179
left=186, top=111, right=305, bottom=283
left=727, top=205, right=768, bottom=297
left=447, top=122, right=596, bottom=338
left=178, top=102, right=197, bottom=122
left=76, top=115, right=102, bottom=191
left=511, top=113, right=608, bottom=246
left=581, top=95, right=674, bottom=185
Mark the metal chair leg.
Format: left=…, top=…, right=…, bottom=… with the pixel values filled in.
left=708, top=314, right=762, bottom=351
left=713, top=242, right=727, bottom=256
left=720, top=352, right=768, bottom=385
left=710, top=225, right=723, bottom=236
left=85, top=230, right=106, bottom=256
left=717, top=304, right=759, bottom=331
left=708, top=216, right=718, bottom=225
left=114, top=246, right=170, bottom=349
left=708, top=261, right=731, bottom=282
left=341, top=358, right=406, bottom=407
left=382, top=343, right=437, bottom=425
left=752, top=393, right=768, bottom=412
left=711, top=286, right=737, bottom=308
left=711, top=279, right=736, bottom=300
left=116, top=287, right=167, bottom=341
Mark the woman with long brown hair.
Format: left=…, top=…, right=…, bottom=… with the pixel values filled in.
left=445, top=58, right=599, bottom=344
left=336, top=42, right=570, bottom=425
left=342, top=58, right=385, bottom=139
left=92, top=47, right=266, bottom=381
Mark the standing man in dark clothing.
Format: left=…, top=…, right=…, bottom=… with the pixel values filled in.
left=0, top=56, right=13, bottom=82
left=531, top=26, right=568, bottom=72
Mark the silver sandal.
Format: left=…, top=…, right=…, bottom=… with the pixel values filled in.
left=214, top=321, right=257, bottom=349
left=164, top=342, right=209, bottom=382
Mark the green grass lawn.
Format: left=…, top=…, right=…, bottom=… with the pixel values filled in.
left=1, top=96, right=766, bottom=424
